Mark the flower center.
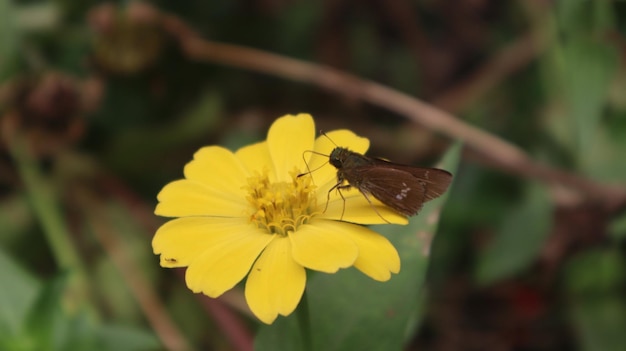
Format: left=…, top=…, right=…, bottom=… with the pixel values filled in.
left=245, top=170, right=318, bottom=235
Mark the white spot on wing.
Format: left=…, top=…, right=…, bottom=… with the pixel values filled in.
left=395, top=186, right=411, bottom=200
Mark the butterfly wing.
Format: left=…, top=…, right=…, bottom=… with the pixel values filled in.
left=352, top=167, right=424, bottom=216
left=371, top=159, right=453, bottom=202
left=351, top=161, right=453, bottom=216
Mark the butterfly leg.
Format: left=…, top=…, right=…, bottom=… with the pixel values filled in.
left=359, top=191, right=391, bottom=224
left=326, top=181, right=351, bottom=220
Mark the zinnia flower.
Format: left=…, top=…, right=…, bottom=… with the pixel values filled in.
left=153, top=113, right=405, bottom=324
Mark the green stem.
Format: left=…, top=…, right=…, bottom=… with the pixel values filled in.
left=297, top=289, right=312, bottom=351
left=11, top=140, right=89, bottom=305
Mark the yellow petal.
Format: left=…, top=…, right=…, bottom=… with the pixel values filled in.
left=152, top=217, right=250, bottom=267
left=245, top=237, right=306, bottom=324
left=325, top=221, right=401, bottom=281
left=288, top=221, right=358, bottom=273
left=183, top=146, right=249, bottom=198
left=184, top=225, right=275, bottom=297
left=235, top=141, right=275, bottom=181
left=267, top=114, right=315, bottom=182
left=316, top=187, right=408, bottom=225
left=155, top=180, right=247, bottom=217
left=306, top=129, right=370, bottom=187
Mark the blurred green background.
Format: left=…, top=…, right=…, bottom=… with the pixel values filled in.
left=1, top=1, right=625, bottom=350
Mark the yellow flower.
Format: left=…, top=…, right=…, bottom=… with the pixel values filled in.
left=152, top=114, right=404, bottom=324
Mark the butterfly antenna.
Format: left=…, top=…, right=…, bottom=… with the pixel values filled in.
left=298, top=150, right=330, bottom=182
left=320, top=130, right=339, bottom=147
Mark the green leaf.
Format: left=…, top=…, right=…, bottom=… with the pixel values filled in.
left=608, top=211, right=626, bottom=241
left=0, top=0, right=18, bottom=79
left=0, top=249, right=40, bottom=340
left=0, top=252, right=158, bottom=351
left=56, top=313, right=98, bottom=351
left=564, top=249, right=626, bottom=351
left=49, top=308, right=159, bottom=351
left=557, top=0, right=614, bottom=34
left=551, top=0, right=618, bottom=167
left=254, top=316, right=304, bottom=351
left=561, top=37, right=618, bottom=164
left=23, top=273, right=70, bottom=351
left=255, top=142, right=461, bottom=351
left=474, top=183, right=552, bottom=284
left=580, top=124, right=626, bottom=183
left=95, top=325, right=160, bottom=351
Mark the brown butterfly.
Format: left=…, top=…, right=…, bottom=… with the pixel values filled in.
left=327, top=147, right=453, bottom=218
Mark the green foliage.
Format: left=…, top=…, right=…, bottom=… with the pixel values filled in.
left=608, top=212, right=626, bottom=241
left=0, top=250, right=159, bottom=351
left=0, top=250, right=39, bottom=340
left=546, top=0, right=620, bottom=171
left=564, top=249, right=626, bottom=351
left=475, top=183, right=552, bottom=284
left=0, top=0, right=18, bottom=80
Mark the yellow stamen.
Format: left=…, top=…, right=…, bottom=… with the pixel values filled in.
left=245, top=169, right=318, bottom=235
